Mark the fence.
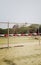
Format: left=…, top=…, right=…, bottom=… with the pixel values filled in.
left=0, top=22, right=41, bottom=48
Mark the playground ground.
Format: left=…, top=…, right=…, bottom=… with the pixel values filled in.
left=0, top=36, right=41, bottom=65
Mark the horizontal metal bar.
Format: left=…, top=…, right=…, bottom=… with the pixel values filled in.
left=0, top=22, right=41, bottom=25
left=0, top=22, right=8, bottom=23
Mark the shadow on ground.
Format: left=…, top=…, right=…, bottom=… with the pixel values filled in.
left=3, top=58, right=16, bottom=65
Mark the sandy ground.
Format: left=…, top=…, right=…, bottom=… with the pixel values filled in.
left=0, top=42, right=41, bottom=65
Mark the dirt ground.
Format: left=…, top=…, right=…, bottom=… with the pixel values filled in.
left=0, top=42, right=41, bottom=65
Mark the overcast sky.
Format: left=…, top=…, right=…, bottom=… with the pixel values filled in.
left=0, top=0, right=41, bottom=24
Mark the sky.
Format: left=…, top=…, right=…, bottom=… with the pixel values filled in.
left=0, top=0, right=41, bottom=24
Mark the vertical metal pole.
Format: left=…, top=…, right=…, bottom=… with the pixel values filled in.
left=8, top=22, right=9, bottom=48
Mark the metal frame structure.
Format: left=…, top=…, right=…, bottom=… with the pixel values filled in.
left=0, top=22, right=41, bottom=48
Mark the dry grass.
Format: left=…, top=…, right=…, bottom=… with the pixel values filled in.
left=0, top=36, right=41, bottom=44
left=0, top=42, right=41, bottom=65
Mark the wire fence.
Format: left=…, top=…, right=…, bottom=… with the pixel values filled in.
left=0, top=22, right=41, bottom=48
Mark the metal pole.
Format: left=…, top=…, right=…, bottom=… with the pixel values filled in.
left=8, top=22, right=9, bottom=48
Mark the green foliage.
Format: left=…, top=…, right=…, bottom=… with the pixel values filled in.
left=39, top=25, right=41, bottom=33
left=0, top=28, right=8, bottom=34
left=0, top=24, right=40, bottom=34
left=28, top=24, right=39, bottom=33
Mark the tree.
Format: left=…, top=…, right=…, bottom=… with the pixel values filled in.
left=39, top=25, right=41, bottom=34
left=28, top=24, right=39, bottom=33
left=13, top=24, right=19, bottom=34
